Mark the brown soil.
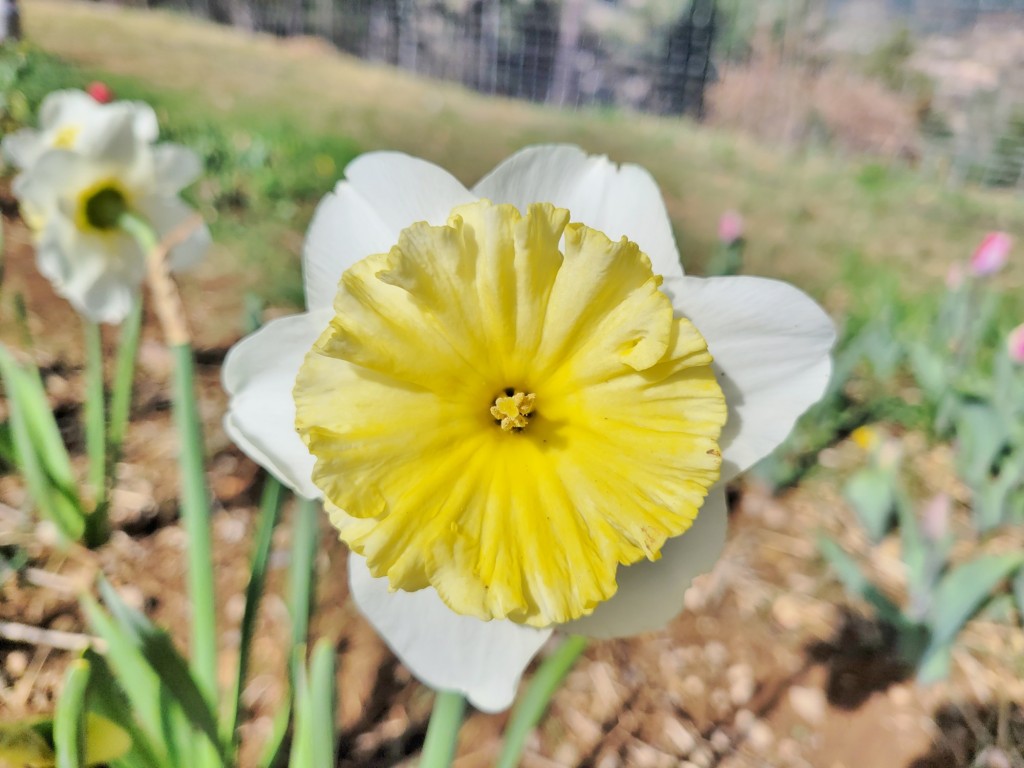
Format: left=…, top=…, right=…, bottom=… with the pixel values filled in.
left=1, top=202, right=1022, bottom=768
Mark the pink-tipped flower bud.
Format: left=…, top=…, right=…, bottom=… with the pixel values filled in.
left=920, top=494, right=950, bottom=542
left=718, top=210, right=744, bottom=245
left=969, top=231, right=1012, bottom=276
left=1008, top=322, right=1024, bottom=364
left=86, top=81, right=114, bottom=104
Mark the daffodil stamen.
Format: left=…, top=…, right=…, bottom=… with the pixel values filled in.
left=490, top=390, right=536, bottom=432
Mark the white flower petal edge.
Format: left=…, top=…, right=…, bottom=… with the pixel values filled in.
left=663, top=274, right=836, bottom=482
left=152, top=144, right=204, bottom=195
left=2, top=90, right=159, bottom=170
left=473, top=144, right=684, bottom=280
left=36, top=221, right=141, bottom=325
left=136, top=195, right=212, bottom=272
left=348, top=554, right=552, bottom=713
left=302, top=153, right=475, bottom=310
left=222, top=311, right=332, bottom=500
left=39, top=90, right=159, bottom=145
left=566, top=487, right=728, bottom=639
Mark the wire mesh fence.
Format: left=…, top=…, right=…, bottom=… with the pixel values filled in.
left=128, top=0, right=1024, bottom=192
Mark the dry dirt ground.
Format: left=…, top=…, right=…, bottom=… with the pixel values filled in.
left=1, top=202, right=1023, bottom=768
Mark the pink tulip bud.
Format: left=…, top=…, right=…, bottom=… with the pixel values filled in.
left=1008, top=322, right=1024, bottom=364
left=920, top=494, right=950, bottom=542
left=969, top=231, right=1012, bottom=276
left=718, top=210, right=744, bottom=245
left=86, top=81, right=114, bottom=104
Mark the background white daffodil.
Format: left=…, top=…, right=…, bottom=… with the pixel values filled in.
left=222, top=144, right=835, bottom=713
left=2, top=88, right=158, bottom=170
left=11, top=107, right=209, bottom=324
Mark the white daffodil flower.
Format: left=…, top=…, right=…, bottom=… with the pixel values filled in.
left=2, top=88, right=158, bottom=171
left=222, top=145, right=835, bottom=713
left=12, top=108, right=209, bottom=324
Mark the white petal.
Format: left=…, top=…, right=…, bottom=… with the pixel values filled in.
left=222, top=311, right=333, bottom=499
left=35, top=217, right=141, bottom=324
left=86, top=108, right=141, bottom=166
left=2, top=129, right=42, bottom=170
left=75, top=269, right=140, bottom=325
left=39, top=90, right=158, bottom=151
left=348, top=554, right=551, bottom=712
left=664, top=275, right=836, bottom=481
left=472, top=144, right=683, bottom=279
left=566, top=487, right=728, bottom=639
left=152, top=144, right=203, bottom=194
left=127, top=101, right=160, bottom=144
left=13, top=150, right=93, bottom=215
left=302, top=152, right=475, bottom=310
left=136, top=195, right=210, bottom=271
left=38, top=90, right=98, bottom=132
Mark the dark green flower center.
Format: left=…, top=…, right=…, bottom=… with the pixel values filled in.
left=84, top=186, right=128, bottom=230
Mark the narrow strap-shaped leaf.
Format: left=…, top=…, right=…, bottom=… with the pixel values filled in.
left=55, top=659, right=90, bottom=768
left=93, top=580, right=227, bottom=765
left=255, top=698, right=291, bottom=768
left=224, top=477, right=285, bottom=752
left=926, top=553, right=1024, bottom=651
left=0, top=347, right=85, bottom=541
left=83, top=321, right=111, bottom=548
left=308, top=639, right=337, bottom=768
left=82, top=596, right=170, bottom=755
left=108, top=299, right=143, bottom=461
left=81, top=649, right=170, bottom=768
left=288, top=646, right=312, bottom=768
left=421, top=691, right=466, bottom=768
left=11, top=351, right=81, bottom=501
left=497, top=635, right=587, bottom=768
left=818, top=535, right=903, bottom=625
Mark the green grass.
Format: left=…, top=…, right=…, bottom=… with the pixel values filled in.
left=13, top=0, right=1024, bottom=319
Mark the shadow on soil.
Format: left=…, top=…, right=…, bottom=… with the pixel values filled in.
left=806, top=609, right=913, bottom=710
left=908, top=702, right=1024, bottom=768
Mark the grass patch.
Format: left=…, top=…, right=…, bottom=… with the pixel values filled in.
left=12, top=1, right=1024, bottom=318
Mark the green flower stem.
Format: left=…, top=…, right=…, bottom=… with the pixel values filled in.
left=120, top=212, right=218, bottom=706
left=421, top=690, right=467, bottom=768
left=170, top=340, right=219, bottom=707
left=84, top=321, right=105, bottom=493
left=289, top=497, right=320, bottom=674
left=496, top=635, right=588, bottom=768
left=83, top=321, right=109, bottom=546
left=108, top=298, right=143, bottom=470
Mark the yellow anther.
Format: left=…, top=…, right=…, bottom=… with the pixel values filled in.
left=490, top=391, right=536, bottom=432
left=53, top=125, right=81, bottom=150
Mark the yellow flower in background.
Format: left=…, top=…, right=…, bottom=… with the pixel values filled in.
left=850, top=424, right=881, bottom=451
left=223, top=145, right=836, bottom=711
left=294, top=200, right=727, bottom=627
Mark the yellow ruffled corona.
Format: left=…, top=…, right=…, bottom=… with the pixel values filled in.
left=294, top=200, right=727, bottom=627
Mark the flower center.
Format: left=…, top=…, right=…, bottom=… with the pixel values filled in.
left=53, top=124, right=81, bottom=149
left=77, top=180, right=129, bottom=232
left=490, top=388, right=536, bottom=432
